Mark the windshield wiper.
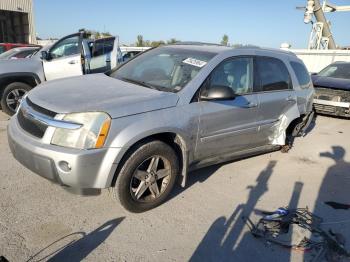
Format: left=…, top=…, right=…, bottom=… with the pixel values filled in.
left=119, top=77, right=160, bottom=90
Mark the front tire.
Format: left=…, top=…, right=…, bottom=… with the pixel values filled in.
left=111, top=140, right=179, bottom=213
left=1, top=82, right=32, bottom=115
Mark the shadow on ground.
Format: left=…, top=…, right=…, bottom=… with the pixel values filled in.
left=27, top=217, right=124, bottom=262
left=304, top=146, right=350, bottom=261
left=169, top=148, right=282, bottom=203
left=190, top=145, right=350, bottom=262
left=189, top=161, right=305, bottom=262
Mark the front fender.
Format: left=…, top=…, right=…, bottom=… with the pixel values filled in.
left=104, top=106, right=199, bottom=187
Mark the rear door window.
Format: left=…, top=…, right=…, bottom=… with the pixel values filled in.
left=290, top=61, right=311, bottom=88
left=256, top=57, right=291, bottom=91
left=92, top=38, right=115, bottom=57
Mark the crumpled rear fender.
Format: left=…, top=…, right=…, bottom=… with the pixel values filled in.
left=268, top=103, right=301, bottom=146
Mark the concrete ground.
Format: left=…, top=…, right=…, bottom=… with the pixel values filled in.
left=0, top=111, right=349, bottom=262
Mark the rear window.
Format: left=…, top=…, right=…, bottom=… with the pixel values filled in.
left=290, top=61, right=311, bottom=88
left=256, top=57, right=291, bottom=91
left=0, top=48, right=18, bottom=59
left=14, top=50, right=35, bottom=58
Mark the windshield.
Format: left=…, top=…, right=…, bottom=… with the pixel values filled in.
left=110, top=47, right=216, bottom=92
left=318, top=63, right=350, bottom=79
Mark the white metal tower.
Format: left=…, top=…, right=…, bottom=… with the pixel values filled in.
left=302, top=0, right=350, bottom=49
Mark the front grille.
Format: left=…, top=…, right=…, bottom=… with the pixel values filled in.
left=314, top=104, right=336, bottom=113
left=26, top=98, right=56, bottom=117
left=314, top=87, right=350, bottom=102
left=17, top=108, right=47, bottom=138
left=314, top=103, right=350, bottom=117
left=17, top=99, right=57, bottom=138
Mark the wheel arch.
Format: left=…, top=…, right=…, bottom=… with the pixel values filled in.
left=0, top=72, right=41, bottom=97
left=286, top=115, right=305, bottom=136
left=110, top=131, right=190, bottom=188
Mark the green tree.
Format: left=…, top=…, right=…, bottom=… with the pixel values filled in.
left=167, top=38, right=178, bottom=44
left=101, top=32, right=112, bottom=37
left=221, top=34, right=229, bottom=46
left=136, top=35, right=144, bottom=47
left=151, top=40, right=165, bottom=47
left=85, top=30, right=112, bottom=39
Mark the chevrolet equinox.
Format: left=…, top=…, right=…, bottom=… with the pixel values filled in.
left=8, top=44, right=314, bottom=212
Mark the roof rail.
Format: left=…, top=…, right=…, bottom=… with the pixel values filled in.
left=172, top=41, right=224, bottom=47
left=234, top=45, right=261, bottom=49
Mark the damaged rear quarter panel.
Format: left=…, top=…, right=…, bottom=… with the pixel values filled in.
left=262, top=56, right=314, bottom=146
left=268, top=104, right=301, bottom=145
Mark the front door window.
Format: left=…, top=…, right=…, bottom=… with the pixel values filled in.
left=50, top=36, right=80, bottom=59
left=209, top=57, right=253, bottom=96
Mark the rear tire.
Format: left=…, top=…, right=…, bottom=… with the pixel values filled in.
left=1, top=82, right=32, bottom=116
left=110, top=140, right=179, bottom=213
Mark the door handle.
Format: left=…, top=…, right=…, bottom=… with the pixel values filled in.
left=242, top=102, right=258, bottom=108
left=68, top=60, right=77, bottom=65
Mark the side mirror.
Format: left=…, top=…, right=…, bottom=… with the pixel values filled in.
left=200, top=85, right=236, bottom=101
left=41, top=51, right=49, bottom=60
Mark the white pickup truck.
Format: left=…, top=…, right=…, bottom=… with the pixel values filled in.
left=0, top=31, right=122, bottom=115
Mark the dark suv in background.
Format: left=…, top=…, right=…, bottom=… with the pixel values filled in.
left=312, top=62, right=350, bottom=118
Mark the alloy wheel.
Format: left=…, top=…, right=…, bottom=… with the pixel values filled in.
left=6, top=88, right=27, bottom=113
left=130, top=155, right=172, bottom=202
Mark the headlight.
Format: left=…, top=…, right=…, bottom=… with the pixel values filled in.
left=51, top=112, right=111, bottom=149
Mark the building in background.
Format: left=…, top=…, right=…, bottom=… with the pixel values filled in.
left=0, top=0, right=36, bottom=44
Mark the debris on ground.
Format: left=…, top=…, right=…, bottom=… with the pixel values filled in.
left=244, top=207, right=350, bottom=262
left=281, top=143, right=292, bottom=153
left=325, top=202, right=350, bottom=210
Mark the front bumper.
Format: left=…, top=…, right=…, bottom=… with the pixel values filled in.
left=7, top=116, right=121, bottom=189
left=313, top=99, right=350, bottom=118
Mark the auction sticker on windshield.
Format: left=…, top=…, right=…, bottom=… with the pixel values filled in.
left=183, top=57, right=207, bottom=68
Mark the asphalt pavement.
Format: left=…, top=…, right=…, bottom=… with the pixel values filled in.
left=0, top=112, right=349, bottom=262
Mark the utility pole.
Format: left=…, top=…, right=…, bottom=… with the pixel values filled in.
left=313, top=0, right=336, bottom=49
left=302, top=0, right=350, bottom=49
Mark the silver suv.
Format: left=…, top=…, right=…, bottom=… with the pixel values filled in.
left=7, top=44, right=314, bottom=212
left=0, top=31, right=121, bottom=115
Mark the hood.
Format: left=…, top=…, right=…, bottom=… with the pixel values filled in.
left=312, top=75, right=350, bottom=91
left=28, top=74, right=179, bottom=118
left=0, top=58, right=42, bottom=73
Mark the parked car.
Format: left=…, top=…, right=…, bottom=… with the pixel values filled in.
left=0, top=31, right=122, bottom=115
left=8, top=44, right=314, bottom=212
left=312, top=62, right=350, bottom=118
left=120, top=46, right=151, bottom=62
left=0, top=46, right=41, bottom=60
left=0, top=43, right=40, bottom=54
